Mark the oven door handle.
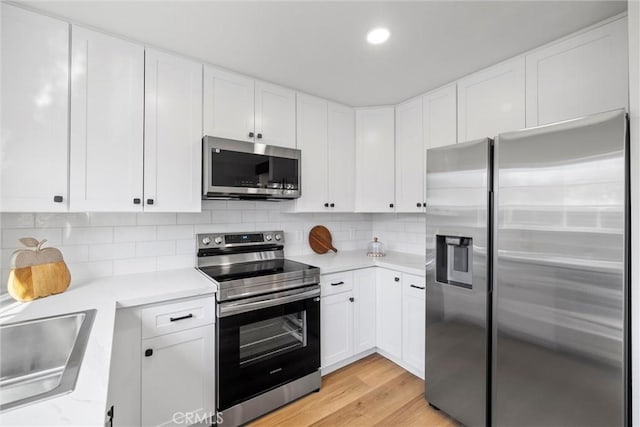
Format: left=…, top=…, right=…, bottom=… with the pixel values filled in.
left=218, top=287, right=320, bottom=317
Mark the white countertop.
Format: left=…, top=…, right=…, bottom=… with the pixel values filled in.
left=288, top=250, right=426, bottom=276
left=0, top=251, right=422, bottom=426
left=0, top=268, right=216, bottom=427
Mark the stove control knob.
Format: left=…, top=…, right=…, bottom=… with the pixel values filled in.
left=275, top=233, right=282, bottom=241
left=214, top=236, right=223, bottom=245
left=201, top=237, right=212, bottom=246
left=265, top=234, right=273, bottom=241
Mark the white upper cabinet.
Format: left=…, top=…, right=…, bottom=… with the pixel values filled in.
left=1, top=5, right=69, bottom=212
left=145, top=49, right=202, bottom=212
left=254, top=81, right=296, bottom=148
left=203, top=66, right=255, bottom=142
left=204, top=67, right=296, bottom=148
left=327, top=102, right=355, bottom=212
left=70, top=27, right=144, bottom=212
left=526, top=18, right=628, bottom=127
left=295, top=94, right=329, bottom=212
left=355, top=107, right=396, bottom=212
left=295, top=96, right=355, bottom=212
left=423, top=83, right=457, bottom=149
left=457, top=57, right=525, bottom=142
left=395, top=96, right=425, bottom=213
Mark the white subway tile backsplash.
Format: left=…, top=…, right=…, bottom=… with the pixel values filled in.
left=177, top=211, right=211, bottom=225
left=36, top=213, right=91, bottom=228
left=63, top=227, right=113, bottom=245
left=211, top=210, right=244, bottom=224
left=67, top=261, right=113, bottom=281
left=89, top=213, right=137, bottom=227
left=136, top=213, right=177, bottom=226
left=89, top=243, right=136, bottom=261
left=113, top=226, right=156, bottom=242
left=113, top=257, right=157, bottom=275
left=157, top=254, right=194, bottom=271
left=136, top=240, right=175, bottom=257
left=1, top=213, right=35, bottom=228
left=176, top=239, right=195, bottom=254
left=157, top=225, right=195, bottom=240
left=2, top=228, right=63, bottom=248
left=57, top=245, right=90, bottom=264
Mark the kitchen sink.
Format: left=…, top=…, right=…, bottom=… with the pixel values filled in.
left=0, top=309, right=96, bottom=412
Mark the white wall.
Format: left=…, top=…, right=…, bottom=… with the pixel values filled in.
left=628, top=1, right=639, bottom=424
left=0, top=201, right=373, bottom=289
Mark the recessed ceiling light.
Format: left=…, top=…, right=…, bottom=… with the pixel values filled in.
left=366, top=27, right=390, bottom=45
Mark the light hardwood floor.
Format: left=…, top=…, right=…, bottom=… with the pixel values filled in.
left=248, top=353, right=459, bottom=427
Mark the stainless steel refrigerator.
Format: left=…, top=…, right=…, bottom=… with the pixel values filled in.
left=425, top=109, right=629, bottom=427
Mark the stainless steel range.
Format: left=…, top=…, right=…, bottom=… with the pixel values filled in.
left=196, top=231, right=321, bottom=427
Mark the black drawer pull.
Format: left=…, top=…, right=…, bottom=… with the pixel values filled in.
left=330, top=281, right=345, bottom=286
left=145, top=349, right=153, bottom=357
left=170, top=313, right=193, bottom=322
left=349, top=297, right=354, bottom=302
left=410, top=284, right=425, bottom=290
left=53, top=195, right=63, bottom=203
left=394, top=277, right=400, bottom=282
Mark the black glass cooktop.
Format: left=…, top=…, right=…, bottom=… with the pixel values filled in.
left=199, top=259, right=317, bottom=283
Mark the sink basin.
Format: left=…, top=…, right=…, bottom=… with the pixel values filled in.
left=0, top=309, right=96, bottom=412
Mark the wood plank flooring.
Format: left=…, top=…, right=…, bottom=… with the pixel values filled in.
left=248, top=354, right=459, bottom=427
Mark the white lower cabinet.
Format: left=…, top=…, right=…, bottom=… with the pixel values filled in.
left=375, top=268, right=403, bottom=360
left=320, top=269, right=376, bottom=371
left=141, top=326, right=214, bottom=427
left=107, top=295, right=215, bottom=427
left=401, top=274, right=426, bottom=377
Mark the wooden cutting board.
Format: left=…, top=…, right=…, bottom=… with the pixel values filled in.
left=309, top=225, right=337, bottom=254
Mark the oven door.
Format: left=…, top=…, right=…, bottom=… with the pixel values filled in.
left=216, top=286, right=320, bottom=411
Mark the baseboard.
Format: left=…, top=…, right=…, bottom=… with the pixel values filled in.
left=321, top=348, right=424, bottom=380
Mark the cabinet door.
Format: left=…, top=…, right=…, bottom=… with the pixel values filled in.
left=254, top=81, right=296, bottom=148
left=321, top=292, right=354, bottom=368
left=355, top=107, right=396, bottom=212
left=402, top=273, right=426, bottom=377
left=423, top=83, right=457, bottom=149
left=70, top=26, right=144, bottom=212
left=141, top=325, right=214, bottom=427
left=144, top=49, right=202, bottom=212
left=457, top=57, right=525, bottom=142
left=203, top=66, right=255, bottom=142
left=375, top=268, right=402, bottom=359
left=353, top=268, right=376, bottom=354
left=395, top=97, right=424, bottom=212
left=327, top=102, right=356, bottom=212
left=526, top=18, right=628, bottom=127
left=295, top=94, right=328, bottom=212
left=1, top=5, right=69, bottom=212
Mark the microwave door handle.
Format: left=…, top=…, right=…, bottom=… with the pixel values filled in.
left=218, top=287, right=320, bottom=317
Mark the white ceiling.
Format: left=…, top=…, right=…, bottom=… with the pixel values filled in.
left=21, top=0, right=627, bottom=106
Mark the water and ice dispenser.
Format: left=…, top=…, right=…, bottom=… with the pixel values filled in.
left=436, top=236, right=473, bottom=288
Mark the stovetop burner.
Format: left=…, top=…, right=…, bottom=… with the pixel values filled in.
left=196, top=231, right=320, bottom=302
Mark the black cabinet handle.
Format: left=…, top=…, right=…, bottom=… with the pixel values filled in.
left=410, top=284, right=425, bottom=290
left=389, top=203, right=394, bottom=208
left=133, top=198, right=141, bottom=205
left=170, top=313, right=193, bottom=322
left=53, top=195, right=63, bottom=203
left=422, top=203, right=427, bottom=207
left=249, top=131, right=255, bottom=138
left=146, top=199, right=154, bottom=205
left=330, top=203, right=335, bottom=208
left=416, top=202, right=421, bottom=207
left=144, top=349, right=153, bottom=357
left=257, top=133, right=263, bottom=139
left=349, top=297, right=354, bottom=302
left=394, top=277, right=400, bottom=282
left=330, top=281, right=345, bottom=286
left=324, top=203, right=329, bottom=207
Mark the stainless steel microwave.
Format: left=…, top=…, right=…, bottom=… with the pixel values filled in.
left=202, top=136, right=301, bottom=200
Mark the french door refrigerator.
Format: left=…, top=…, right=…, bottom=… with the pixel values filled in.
left=425, top=109, right=629, bottom=427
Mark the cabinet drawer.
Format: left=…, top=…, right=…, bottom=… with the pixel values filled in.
left=141, top=295, right=214, bottom=339
left=403, top=273, right=426, bottom=300
left=321, top=271, right=354, bottom=296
